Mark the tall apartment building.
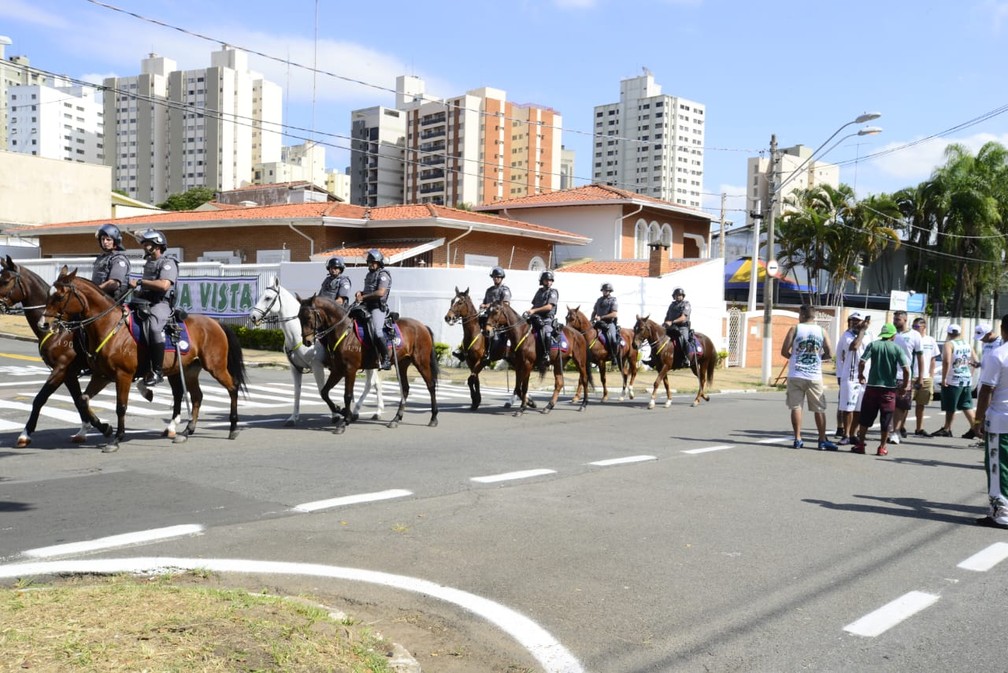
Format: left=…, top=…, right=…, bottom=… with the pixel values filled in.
left=7, top=76, right=104, bottom=164
left=350, top=75, right=563, bottom=207
left=103, top=46, right=282, bottom=204
left=254, top=140, right=326, bottom=189
left=745, top=144, right=840, bottom=229
left=0, top=36, right=46, bottom=149
left=592, top=71, right=704, bottom=208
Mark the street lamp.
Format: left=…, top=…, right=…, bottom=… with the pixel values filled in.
left=759, top=114, right=883, bottom=385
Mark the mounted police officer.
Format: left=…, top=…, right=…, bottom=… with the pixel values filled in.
left=592, top=282, right=620, bottom=368
left=662, top=286, right=692, bottom=369
left=91, top=223, right=130, bottom=298
left=523, top=270, right=558, bottom=368
left=355, top=249, right=393, bottom=371
left=453, top=266, right=512, bottom=363
left=319, top=256, right=351, bottom=306
left=127, top=228, right=177, bottom=386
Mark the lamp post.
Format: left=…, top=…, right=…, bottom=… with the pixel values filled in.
left=759, top=113, right=882, bottom=385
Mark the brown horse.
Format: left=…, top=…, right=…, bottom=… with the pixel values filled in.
left=443, top=287, right=513, bottom=409
left=0, top=256, right=114, bottom=446
left=297, top=295, right=438, bottom=432
left=482, top=302, right=591, bottom=415
left=564, top=305, right=639, bottom=402
left=39, top=267, right=248, bottom=451
left=632, top=315, right=716, bottom=408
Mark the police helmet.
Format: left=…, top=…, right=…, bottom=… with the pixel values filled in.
left=490, top=266, right=506, bottom=279
left=672, top=287, right=685, bottom=298
left=539, top=270, right=555, bottom=284
left=601, top=282, right=614, bottom=292
left=366, top=249, right=385, bottom=266
left=134, top=228, right=167, bottom=251
left=96, top=223, right=124, bottom=250
left=326, top=256, right=345, bottom=271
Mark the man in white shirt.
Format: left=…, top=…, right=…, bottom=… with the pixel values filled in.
left=971, top=314, right=1008, bottom=529
left=911, top=318, right=938, bottom=436
left=966, top=324, right=1004, bottom=440
left=891, top=311, right=924, bottom=442
left=835, top=311, right=870, bottom=443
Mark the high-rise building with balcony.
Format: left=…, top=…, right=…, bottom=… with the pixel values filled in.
left=103, top=46, right=282, bottom=204
left=592, top=71, right=704, bottom=209
left=0, top=36, right=46, bottom=149
left=7, top=76, right=104, bottom=164
left=745, top=144, right=840, bottom=229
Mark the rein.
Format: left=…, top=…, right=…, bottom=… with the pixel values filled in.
left=52, top=285, right=133, bottom=331
left=251, top=289, right=300, bottom=325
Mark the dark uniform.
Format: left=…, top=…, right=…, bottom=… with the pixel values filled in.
left=663, top=290, right=692, bottom=368
left=130, top=229, right=177, bottom=385
left=91, top=223, right=131, bottom=298
left=592, top=287, right=620, bottom=367
left=319, top=273, right=351, bottom=305
left=479, top=273, right=511, bottom=363
left=360, top=250, right=393, bottom=369
left=528, top=272, right=559, bottom=365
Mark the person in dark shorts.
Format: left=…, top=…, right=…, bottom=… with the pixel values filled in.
left=852, top=322, right=910, bottom=456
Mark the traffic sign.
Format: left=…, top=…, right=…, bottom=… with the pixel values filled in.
left=766, top=259, right=780, bottom=278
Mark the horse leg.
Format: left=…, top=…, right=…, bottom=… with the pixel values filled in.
left=543, top=358, right=562, bottom=414
left=81, top=377, right=114, bottom=438
left=224, top=370, right=240, bottom=440
left=663, top=366, right=674, bottom=408
left=388, top=362, right=409, bottom=429
left=578, top=356, right=590, bottom=412
left=321, top=366, right=342, bottom=424
left=287, top=366, right=303, bottom=426
left=468, top=360, right=483, bottom=410
left=163, top=375, right=183, bottom=439
left=599, top=363, right=608, bottom=403
left=647, top=366, right=662, bottom=410
left=101, top=376, right=131, bottom=453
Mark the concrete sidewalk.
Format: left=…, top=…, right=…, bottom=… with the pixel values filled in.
left=0, top=313, right=779, bottom=393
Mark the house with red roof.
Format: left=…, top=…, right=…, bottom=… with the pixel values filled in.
left=476, top=184, right=713, bottom=277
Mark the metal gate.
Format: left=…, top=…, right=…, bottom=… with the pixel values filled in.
left=727, top=307, right=743, bottom=367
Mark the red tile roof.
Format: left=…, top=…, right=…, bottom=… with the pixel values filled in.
left=477, top=184, right=710, bottom=220
left=557, top=259, right=705, bottom=277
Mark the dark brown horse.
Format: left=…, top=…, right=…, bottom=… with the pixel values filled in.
left=443, top=287, right=512, bottom=409
left=482, top=302, right=591, bottom=415
left=297, top=295, right=438, bottom=432
left=0, top=256, right=114, bottom=447
left=632, top=315, right=716, bottom=408
left=564, top=305, right=639, bottom=402
left=39, top=267, right=248, bottom=451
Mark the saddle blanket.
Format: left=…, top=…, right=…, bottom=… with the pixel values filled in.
left=353, top=320, right=403, bottom=348
left=688, top=335, right=704, bottom=356
left=598, top=333, right=627, bottom=350
left=549, top=332, right=571, bottom=354
left=127, top=310, right=192, bottom=354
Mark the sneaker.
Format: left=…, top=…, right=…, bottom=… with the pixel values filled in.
left=889, top=434, right=900, bottom=445
left=837, top=436, right=851, bottom=446
left=876, top=446, right=889, bottom=456
left=899, top=427, right=908, bottom=439
left=818, top=439, right=839, bottom=451
left=851, top=443, right=866, bottom=455
left=930, top=428, right=953, bottom=438
left=792, top=439, right=804, bottom=449
left=914, top=429, right=930, bottom=437
left=962, top=428, right=978, bottom=440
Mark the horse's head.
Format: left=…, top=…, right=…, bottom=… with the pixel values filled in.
left=250, top=277, right=283, bottom=326
left=39, top=266, right=83, bottom=331
left=295, top=292, right=320, bottom=346
left=564, top=305, right=588, bottom=330
left=0, top=255, right=23, bottom=313
left=444, top=286, right=473, bottom=325
left=632, top=314, right=653, bottom=348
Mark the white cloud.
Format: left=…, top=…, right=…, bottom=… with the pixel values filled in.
left=0, top=0, right=69, bottom=29
left=872, top=132, right=1008, bottom=183
left=978, top=0, right=1008, bottom=31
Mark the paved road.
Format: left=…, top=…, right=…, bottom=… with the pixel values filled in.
left=1, top=334, right=1005, bottom=673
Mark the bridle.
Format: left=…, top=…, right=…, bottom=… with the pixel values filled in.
left=445, top=294, right=481, bottom=327
left=635, top=319, right=670, bottom=356
left=0, top=269, right=45, bottom=314
left=43, top=279, right=129, bottom=331
left=251, top=287, right=298, bottom=326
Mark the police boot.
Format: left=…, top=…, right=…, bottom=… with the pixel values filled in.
left=145, top=343, right=165, bottom=386
left=452, top=346, right=465, bottom=362
left=378, top=341, right=392, bottom=371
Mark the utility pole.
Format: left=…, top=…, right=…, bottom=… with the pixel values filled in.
left=719, top=192, right=727, bottom=262
left=761, top=134, right=778, bottom=385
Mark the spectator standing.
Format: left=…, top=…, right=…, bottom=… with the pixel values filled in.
left=891, top=311, right=924, bottom=443
left=852, top=322, right=910, bottom=457
left=835, top=311, right=870, bottom=443
left=971, top=314, right=1008, bottom=529
left=780, top=304, right=838, bottom=451
left=911, top=318, right=938, bottom=436
left=930, top=324, right=976, bottom=437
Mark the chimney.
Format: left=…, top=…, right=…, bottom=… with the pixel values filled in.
left=648, top=243, right=671, bottom=277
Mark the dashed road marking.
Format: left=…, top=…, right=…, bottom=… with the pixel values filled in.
left=293, top=489, right=412, bottom=513
left=957, top=542, right=1008, bottom=571
left=843, top=591, right=939, bottom=637
left=588, top=455, right=657, bottom=466
left=682, top=444, right=733, bottom=454
left=472, top=469, right=557, bottom=484
left=22, top=524, right=204, bottom=559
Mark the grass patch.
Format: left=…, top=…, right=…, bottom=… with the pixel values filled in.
left=0, top=574, right=394, bottom=672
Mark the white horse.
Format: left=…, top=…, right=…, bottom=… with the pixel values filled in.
left=250, top=278, right=384, bottom=425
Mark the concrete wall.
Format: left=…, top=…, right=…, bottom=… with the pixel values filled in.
left=0, top=152, right=110, bottom=227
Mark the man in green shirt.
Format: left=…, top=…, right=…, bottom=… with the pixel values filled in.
left=852, top=322, right=910, bottom=456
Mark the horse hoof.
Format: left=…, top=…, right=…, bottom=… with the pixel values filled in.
left=512, top=410, right=522, bottom=417
left=664, top=400, right=673, bottom=409
left=428, top=418, right=438, bottom=427
left=284, top=419, right=296, bottom=427
left=173, top=434, right=188, bottom=444
left=703, top=394, right=710, bottom=401
left=71, top=434, right=86, bottom=444
left=332, top=425, right=346, bottom=435
left=503, top=402, right=512, bottom=409
left=371, top=413, right=381, bottom=421
left=387, top=421, right=399, bottom=429
left=102, top=424, right=114, bottom=438
left=100, top=442, right=119, bottom=453
left=228, top=430, right=240, bottom=440
left=692, top=400, right=699, bottom=407
left=349, top=413, right=360, bottom=423
left=647, top=401, right=656, bottom=410
left=16, top=436, right=30, bottom=448
left=527, top=399, right=537, bottom=409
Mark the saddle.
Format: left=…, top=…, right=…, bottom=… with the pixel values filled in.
left=351, top=317, right=402, bottom=349
left=126, top=308, right=192, bottom=354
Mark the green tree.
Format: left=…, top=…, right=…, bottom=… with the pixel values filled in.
left=157, top=186, right=216, bottom=211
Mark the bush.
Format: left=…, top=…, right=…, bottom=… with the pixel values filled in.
left=233, top=325, right=285, bottom=352
left=434, top=342, right=450, bottom=361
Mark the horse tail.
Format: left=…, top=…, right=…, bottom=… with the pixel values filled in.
left=222, top=323, right=249, bottom=396
left=426, top=325, right=439, bottom=386
left=704, top=334, right=716, bottom=386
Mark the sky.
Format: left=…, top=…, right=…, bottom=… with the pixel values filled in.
left=4, top=0, right=1008, bottom=227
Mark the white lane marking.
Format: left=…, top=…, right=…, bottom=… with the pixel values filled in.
left=293, top=489, right=413, bottom=513
left=0, top=418, right=21, bottom=431
left=472, top=469, right=557, bottom=484
left=682, top=444, right=733, bottom=454
left=0, top=378, right=49, bottom=387
left=958, top=542, right=1008, bottom=571
left=0, top=557, right=585, bottom=673
left=2, top=400, right=87, bottom=423
left=588, top=455, right=657, bottom=466
left=843, top=591, right=940, bottom=637
left=758, top=437, right=791, bottom=444
left=22, top=524, right=204, bottom=559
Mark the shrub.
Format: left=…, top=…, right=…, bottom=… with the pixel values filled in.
left=233, top=325, right=285, bottom=352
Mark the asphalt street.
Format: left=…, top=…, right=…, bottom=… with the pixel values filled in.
left=1, top=333, right=1006, bottom=673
